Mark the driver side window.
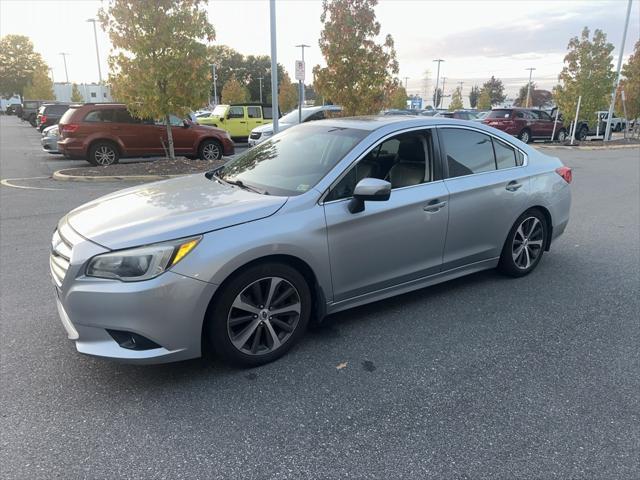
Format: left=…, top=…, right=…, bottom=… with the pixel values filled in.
left=228, top=106, right=245, bottom=119
left=326, top=130, right=433, bottom=202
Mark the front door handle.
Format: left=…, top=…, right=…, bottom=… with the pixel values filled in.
left=423, top=200, right=447, bottom=213
left=506, top=181, right=523, bottom=192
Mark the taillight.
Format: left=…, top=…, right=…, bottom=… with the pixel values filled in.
left=61, top=124, right=79, bottom=134
left=555, top=166, right=572, bottom=184
left=40, top=115, right=47, bottom=123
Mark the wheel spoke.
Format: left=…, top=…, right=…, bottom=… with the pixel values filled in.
left=232, top=318, right=261, bottom=349
left=265, top=278, right=282, bottom=309
left=527, top=218, right=540, bottom=238
left=270, top=317, right=294, bottom=332
left=263, top=320, right=281, bottom=349
left=232, top=297, right=260, bottom=315
left=528, top=239, right=543, bottom=247
left=271, top=284, right=294, bottom=308
left=270, top=303, right=301, bottom=316
left=523, top=247, right=531, bottom=268
left=515, top=225, right=525, bottom=241
left=250, top=324, right=263, bottom=353
left=228, top=314, right=254, bottom=327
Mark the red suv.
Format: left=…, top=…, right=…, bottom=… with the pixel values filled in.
left=57, top=103, right=234, bottom=165
left=482, top=108, right=566, bottom=143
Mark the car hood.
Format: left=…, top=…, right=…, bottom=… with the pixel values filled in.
left=66, top=174, right=287, bottom=250
left=252, top=122, right=292, bottom=134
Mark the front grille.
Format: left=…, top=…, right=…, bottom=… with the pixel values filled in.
left=249, top=132, right=261, bottom=140
left=50, top=226, right=74, bottom=287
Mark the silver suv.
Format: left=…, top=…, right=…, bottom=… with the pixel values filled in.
left=51, top=117, right=571, bottom=366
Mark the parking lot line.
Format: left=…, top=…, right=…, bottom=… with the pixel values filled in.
left=0, top=176, right=62, bottom=191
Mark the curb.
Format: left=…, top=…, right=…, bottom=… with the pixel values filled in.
left=534, top=143, right=639, bottom=151
left=53, top=170, right=189, bottom=182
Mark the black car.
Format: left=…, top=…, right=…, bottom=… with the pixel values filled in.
left=36, top=103, right=71, bottom=131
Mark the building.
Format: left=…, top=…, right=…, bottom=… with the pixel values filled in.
left=53, top=83, right=112, bottom=103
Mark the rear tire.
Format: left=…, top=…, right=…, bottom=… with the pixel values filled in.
left=518, top=129, right=531, bottom=143
left=498, top=209, right=548, bottom=277
left=577, top=125, right=588, bottom=141
left=88, top=141, right=119, bottom=166
left=206, top=262, right=311, bottom=367
left=555, top=128, right=567, bottom=142
left=199, top=139, right=223, bottom=161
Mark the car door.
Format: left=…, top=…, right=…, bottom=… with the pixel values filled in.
left=439, top=126, right=530, bottom=270
left=164, top=114, right=196, bottom=154
left=323, top=128, right=449, bottom=302
left=226, top=106, right=247, bottom=137
left=246, top=106, right=265, bottom=134
left=112, top=109, right=163, bottom=156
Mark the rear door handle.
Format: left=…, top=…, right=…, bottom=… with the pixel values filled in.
left=423, top=199, right=447, bottom=213
left=506, top=181, right=523, bottom=192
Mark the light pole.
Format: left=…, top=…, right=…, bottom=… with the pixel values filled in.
left=604, top=0, right=633, bottom=142
left=295, top=43, right=309, bottom=123
left=59, top=52, right=70, bottom=83
left=210, top=64, right=218, bottom=106
left=433, top=59, right=444, bottom=107
left=257, top=76, right=264, bottom=103
left=49, top=68, right=55, bottom=84
left=403, top=76, right=409, bottom=90
left=270, top=0, right=279, bottom=134
left=86, top=19, right=102, bottom=84
left=525, top=67, right=536, bottom=107
left=441, top=76, right=447, bottom=106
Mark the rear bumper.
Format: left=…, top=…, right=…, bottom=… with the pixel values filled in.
left=57, top=138, right=85, bottom=159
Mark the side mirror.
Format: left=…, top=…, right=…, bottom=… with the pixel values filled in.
left=348, top=178, right=391, bottom=214
left=183, top=120, right=190, bottom=128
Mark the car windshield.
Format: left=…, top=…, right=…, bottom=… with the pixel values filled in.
left=279, top=110, right=305, bottom=124
left=212, top=105, right=227, bottom=116
left=220, top=124, right=368, bottom=196
left=487, top=109, right=512, bottom=119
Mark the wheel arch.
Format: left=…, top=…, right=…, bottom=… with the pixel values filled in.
left=88, top=137, right=124, bottom=156
left=528, top=205, right=553, bottom=251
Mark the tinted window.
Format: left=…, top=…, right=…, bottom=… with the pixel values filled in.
left=247, top=106, right=261, bottom=118
left=486, top=109, right=512, bottom=119
left=441, top=128, right=495, bottom=178
left=326, top=130, right=434, bottom=201
left=538, top=111, right=551, bottom=121
left=59, top=108, right=78, bottom=124
left=515, top=150, right=525, bottom=166
left=221, top=124, right=368, bottom=196
left=84, top=109, right=114, bottom=122
left=49, top=105, right=69, bottom=115
left=493, top=138, right=517, bottom=169
left=113, top=109, right=141, bottom=124
left=515, top=111, right=525, bottom=119
left=263, top=106, right=273, bottom=119
left=228, top=106, right=244, bottom=118
left=304, top=111, right=325, bottom=122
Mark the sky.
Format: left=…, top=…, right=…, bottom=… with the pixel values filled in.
left=1, top=0, right=638, bottom=105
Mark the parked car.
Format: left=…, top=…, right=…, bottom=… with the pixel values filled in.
left=474, top=111, right=489, bottom=121
left=197, top=103, right=277, bottom=139
left=57, top=103, right=234, bottom=165
left=248, top=105, right=342, bottom=146
left=41, top=124, right=60, bottom=154
left=382, top=109, right=416, bottom=116
left=483, top=108, right=567, bottom=143
left=50, top=116, right=571, bottom=366
left=6, top=103, right=22, bottom=116
left=36, top=103, right=71, bottom=131
left=434, top=110, right=478, bottom=120
left=22, top=100, right=50, bottom=126
left=570, top=111, right=626, bottom=140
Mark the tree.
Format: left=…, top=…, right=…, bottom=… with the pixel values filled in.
left=481, top=76, right=506, bottom=106
left=23, top=68, right=55, bottom=100
left=553, top=27, right=614, bottom=124
left=313, top=0, right=399, bottom=116
left=513, top=82, right=553, bottom=108
left=278, top=72, right=298, bottom=112
left=477, top=88, right=492, bottom=110
left=0, top=35, right=48, bottom=99
left=98, top=0, right=215, bottom=159
left=432, top=87, right=442, bottom=108
left=221, top=75, right=249, bottom=104
left=385, top=82, right=408, bottom=109
left=618, top=40, right=640, bottom=120
left=468, top=85, right=480, bottom=109
left=449, top=86, right=463, bottom=110
left=70, top=83, right=84, bottom=102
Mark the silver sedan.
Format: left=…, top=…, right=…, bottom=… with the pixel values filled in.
left=41, top=124, right=60, bottom=154
left=50, top=117, right=572, bottom=366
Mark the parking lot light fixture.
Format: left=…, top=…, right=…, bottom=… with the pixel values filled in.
left=59, top=52, right=70, bottom=83
left=525, top=67, right=536, bottom=107
left=87, top=19, right=103, bottom=85
left=433, top=59, right=444, bottom=107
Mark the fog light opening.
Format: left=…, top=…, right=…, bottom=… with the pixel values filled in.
left=106, top=329, right=162, bottom=351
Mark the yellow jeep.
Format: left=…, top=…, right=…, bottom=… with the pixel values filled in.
left=197, top=104, right=276, bottom=139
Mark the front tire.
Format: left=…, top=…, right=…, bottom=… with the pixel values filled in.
left=518, top=129, right=531, bottom=143
left=206, top=262, right=312, bottom=367
left=498, top=210, right=547, bottom=277
left=577, top=125, right=588, bottom=141
left=88, top=141, right=119, bottom=166
left=555, top=128, right=567, bottom=142
left=199, top=139, right=223, bottom=161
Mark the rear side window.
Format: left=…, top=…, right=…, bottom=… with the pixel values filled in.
left=492, top=138, right=518, bottom=169
left=24, top=101, right=39, bottom=109
left=228, top=106, right=244, bottom=119
left=59, top=108, right=78, bottom=124
left=263, top=106, right=273, bottom=119
left=305, top=111, right=325, bottom=122
left=486, top=109, right=512, bottom=119
left=441, top=128, right=495, bottom=178
left=84, top=109, right=114, bottom=122
left=247, top=106, right=261, bottom=118
left=113, top=109, right=141, bottom=124
left=49, top=105, right=69, bottom=115
left=38, top=106, right=46, bottom=114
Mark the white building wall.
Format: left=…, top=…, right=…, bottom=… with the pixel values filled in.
left=53, top=83, right=112, bottom=103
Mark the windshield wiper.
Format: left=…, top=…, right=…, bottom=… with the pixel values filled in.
left=223, top=178, right=268, bottom=195
left=205, top=164, right=225, bottom=179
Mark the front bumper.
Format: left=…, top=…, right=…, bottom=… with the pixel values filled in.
left=41, top=136, right=59, bottom=153
left=51, top=221, right=218, bottom=364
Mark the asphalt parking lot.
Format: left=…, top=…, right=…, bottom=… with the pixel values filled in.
left=1, top=115, right=639, bottom=479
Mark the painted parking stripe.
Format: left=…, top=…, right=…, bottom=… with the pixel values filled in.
left=0, top=176, right=62, bottom=191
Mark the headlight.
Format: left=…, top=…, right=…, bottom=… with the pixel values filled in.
left=86, top=236, right=201, bottom=282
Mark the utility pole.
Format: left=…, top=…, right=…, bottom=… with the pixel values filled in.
left=59, top=53, right=70, bottom=83
left=210, top=64, right=218, bottom=106
left=295, top=44, right=309, bottom=123
left=270, top=0, right=279, bottom=134
left=441, top=76, right=447, bottom=107
left=604, top=0, right=633, bottom=142
left=257, top=76, right=264, bottom=103
left=403, top=76, right=409, bottom=90
left=86, top=19, right=102, bottom=84
left=433, top=59, right=444, bottom=107
left=525, top=67, right=536, bottom=107
left=49, top=68, right=55, bottom=84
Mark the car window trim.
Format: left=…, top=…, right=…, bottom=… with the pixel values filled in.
left=437, top=125, right=528, bottom=181
left=320, top=125, right=443, bottom=205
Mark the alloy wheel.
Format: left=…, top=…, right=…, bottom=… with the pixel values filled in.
left=520, top=130, right=530, bottom=143
left=227, top=276, right=301, bottom=355
left=95, top=146, right=116, bottom=165
left=202, top=143, right=221, bottom=161
left=511, top=216, right=544, bottom=269
left=557, top=130, right=567, bottom=141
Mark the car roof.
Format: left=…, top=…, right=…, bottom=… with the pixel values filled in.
left=317, top=115, right=496, bottom=132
